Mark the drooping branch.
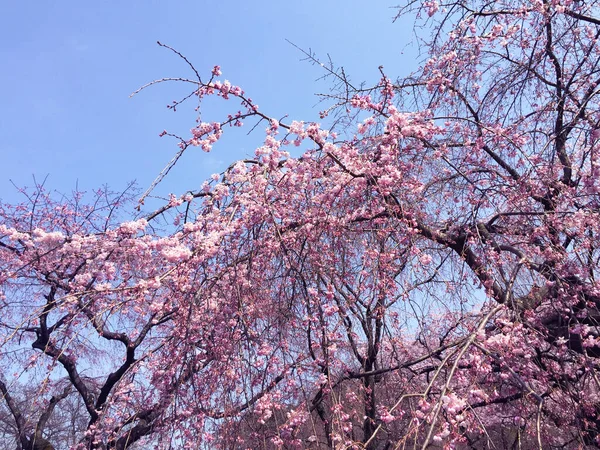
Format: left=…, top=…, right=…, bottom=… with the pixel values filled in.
left=34, top=386, right=72, bottom=447
left=0, top=380, right=28, bottom=449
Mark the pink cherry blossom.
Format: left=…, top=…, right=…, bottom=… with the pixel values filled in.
left=3, top=2, right=600, bottom=449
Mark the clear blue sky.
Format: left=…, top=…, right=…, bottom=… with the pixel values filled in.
left=0, top=1, right=417, bottom=208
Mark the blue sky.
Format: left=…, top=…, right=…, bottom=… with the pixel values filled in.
left=0, top=1, right=417, bottom=209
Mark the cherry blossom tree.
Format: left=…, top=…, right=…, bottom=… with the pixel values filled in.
left=3, top=0, right=600, bottom=448
left=0, top=379, right=88, bottom=450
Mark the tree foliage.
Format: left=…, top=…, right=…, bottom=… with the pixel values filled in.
left=3, top=0, right=600, bottom=448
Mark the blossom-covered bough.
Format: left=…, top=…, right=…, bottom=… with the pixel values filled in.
left=2, top=1, right=600, bottom=448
